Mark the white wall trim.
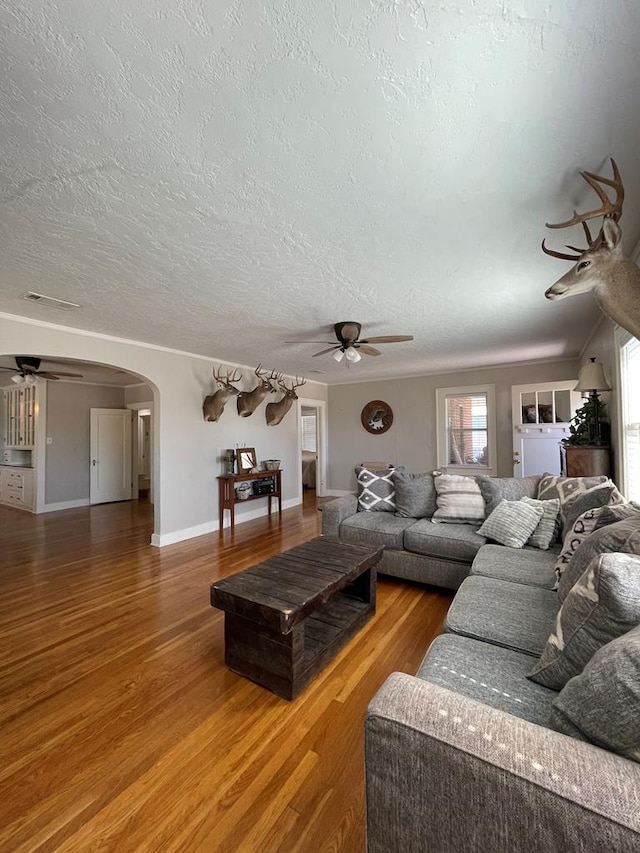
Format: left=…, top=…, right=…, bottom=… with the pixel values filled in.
left=150, top=496, right=301, bottom=546
left=39, top=498, right=90, bottom=513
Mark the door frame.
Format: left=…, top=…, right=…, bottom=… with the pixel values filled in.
left=297, top=398, right=327, bottom=499
left=127, top=401, right=154, bottom=503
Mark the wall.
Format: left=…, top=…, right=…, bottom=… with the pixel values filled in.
left=0, top=313, right=328, bottom=544
left=125, top=384, right=153, bottom=405
left=45, top=382, right=125, bottom=504
left=327, top=360, right=581, bottom=492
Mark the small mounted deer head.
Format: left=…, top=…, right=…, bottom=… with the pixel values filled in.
left=236, top=364, right=279, bottom=418
left=202, top=366, right=242, bottom=422
left=543, top=158, right=640, bottom=341
left=265, top=376, right=306, bottom=426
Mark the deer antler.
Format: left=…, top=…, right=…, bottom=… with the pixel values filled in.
left=292, top=376, right=306, bottom=390
left=213, top=366, right=242, bottom=386
left=542, top=158, right=624, bottom=261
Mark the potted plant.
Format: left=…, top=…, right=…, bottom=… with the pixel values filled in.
left=562, top=396, right=609, bottom=446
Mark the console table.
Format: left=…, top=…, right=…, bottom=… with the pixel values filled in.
left=217, top=469, right=282, bottom=531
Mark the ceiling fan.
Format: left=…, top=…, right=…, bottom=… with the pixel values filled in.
left=292, top=322, right=414, bottom=365
left=0, top=356, right=83, bottom=383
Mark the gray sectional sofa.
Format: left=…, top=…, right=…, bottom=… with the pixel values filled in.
left=355, top=477, right=640, bottom=852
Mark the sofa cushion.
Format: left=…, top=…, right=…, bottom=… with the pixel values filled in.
left=471, top=544, right=558, bottom=589
left=355, top=465, right=405, bottom=512
left=557, top=514, right=640, bottom=603
left=444, top=576, right=559, bottom=656
left=476, top=475, right=541, bottom=516
left=529, top=553, right=640, bottom=690
left=403, top=519, right=486, bottom=563
left=561, top=483, right=620, bottom=538
left=432, top=474, right=485, bottom=525
left=392, top=470, right=437, bottom=519
left=550, top=625, right=640, bottom=762
left=594, top=502, right=640, bottom=529
left=339, top=511, right=416, bottom=550
left=417, top=634, right=558, bottom=726
left=521, top=497, right=561, bottom=550
left=477, top=499, right=544, bottom=549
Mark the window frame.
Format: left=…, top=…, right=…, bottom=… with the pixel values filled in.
left=615, top=327, right=640, bottom=501
left=436, top=384, right=497, bottom=476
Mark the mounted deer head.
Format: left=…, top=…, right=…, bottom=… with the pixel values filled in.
left=543, top=158, right=640, bottom=341
left=202, top=366, right=242, bottom=422
left=265, top=377, right=306, bottom=426
left=236, top=364, right=279, bottom=418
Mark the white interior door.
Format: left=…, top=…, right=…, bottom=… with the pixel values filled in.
left=511, top=382, right=582, bottom=477
left=90, top=408, right=133, bottom=504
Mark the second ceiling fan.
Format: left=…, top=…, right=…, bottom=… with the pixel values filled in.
left=308, top=322, right=413, bottom=364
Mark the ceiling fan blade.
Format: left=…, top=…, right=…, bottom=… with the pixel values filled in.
left=357, top=345, right=382, bottom=356
left=359, top=335, right=414, bottom=344
left=285, top=340, right=335, bottom=345
left=39, top=370, right=84, bottom=378
left=35, top=372, right=61, bottom=380
left=0, top=367, right=19, bottom=372
left=312, top=347, right=339, bottom=357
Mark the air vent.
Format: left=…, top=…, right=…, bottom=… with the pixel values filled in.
left=23, top=291, right=80, bottom=310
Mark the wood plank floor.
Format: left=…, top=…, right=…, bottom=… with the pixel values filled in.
left=0, top=494, right=452, bottom=852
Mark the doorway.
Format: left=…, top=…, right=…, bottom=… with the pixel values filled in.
left=298, top=399, right=327, bottom=500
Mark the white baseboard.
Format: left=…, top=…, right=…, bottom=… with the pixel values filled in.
left=151, top=497, right=301, bottom=547
left=37, top=498, right=91, bottom=514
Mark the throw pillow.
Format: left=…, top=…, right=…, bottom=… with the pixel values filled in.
left=549, top=624, right=640, bottom=762
left=528, top=553, right=640, bottom=690
left=537, top=473, right=609, bottom=504
left=553, top=507, right=605, bottom=590
left=520, top=496, right=561, bottom=550
left=392, top=470, right=437, bottom=519
left=556, top=514, right=640, bottom=603
left=477, top=499, right=544, bottom=548
left=432, top=474, right=485, bottom=525
left=476, top=475, right=541, bottom=516
left=355, top=465, right=404, bottom=512
left=561, top=483, right=619, bottom=539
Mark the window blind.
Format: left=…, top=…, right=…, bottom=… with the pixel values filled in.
left=301, top=414, right=317, bottom=452
left=445, top=393, right=488, bottom=466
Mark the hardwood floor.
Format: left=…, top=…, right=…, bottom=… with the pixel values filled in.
left=0, top=495, right=452, bottom=852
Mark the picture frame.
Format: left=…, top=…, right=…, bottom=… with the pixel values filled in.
left=237, top=447, right=257, bottom=473
left=361, top=400, right=393, bottom=435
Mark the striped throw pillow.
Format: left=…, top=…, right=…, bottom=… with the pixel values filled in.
left=432, top=474, right=485, bottom=525
left=477, top=499, right=544, bottom=548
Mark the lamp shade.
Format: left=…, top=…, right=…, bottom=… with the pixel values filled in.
left=574, top=358, right=611, bottom=392
left=332, top=349, right=345, bottom=363
left=10, top=374, right=23, bottom=385
left=345, top=346, right=362, bottom=363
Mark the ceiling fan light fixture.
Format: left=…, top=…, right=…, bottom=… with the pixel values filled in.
left=11, top=374, right=24, bottom=385
left=345, top=346, right=362, bottom=363
left=332, top=349, right=345, bottom=363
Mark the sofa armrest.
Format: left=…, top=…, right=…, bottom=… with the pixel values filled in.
left=365, top=673, right=640, bottom=853
left=321, top=495, right=358, bottom=537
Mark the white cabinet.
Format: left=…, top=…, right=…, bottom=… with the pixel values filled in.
left=0, top=466, right=35, bottom=511
left=3, top=385, right=36, bottom=447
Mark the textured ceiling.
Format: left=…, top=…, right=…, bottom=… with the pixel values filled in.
left=1, top=1, right=640, bottom=384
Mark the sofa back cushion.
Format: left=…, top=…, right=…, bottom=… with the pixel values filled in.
left=476, top=475, right=541, bottom=516
left=392, top=470, right=437, bottom=519
left=355, top=465, right=404, bottom=512
left=432, top=474, right=485, bottom=525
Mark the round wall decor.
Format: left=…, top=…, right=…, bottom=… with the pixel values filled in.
left=361, top=400, right=393, bottom=434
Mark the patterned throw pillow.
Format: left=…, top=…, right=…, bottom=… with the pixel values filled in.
left=529, top=553, right=640, bottom=690
left=355, top=466, right=404, bottom=512
left=520, top=497, right=561, bottom=550
left=392, top=470, right=437, bottom=519
left=432, top=474, right=485, bottom=525
left=593, top=502, right=640, bottom=530
left=477, top=499, right=544, bottom=548
left=556, top=514, right=640, bottom=603
left=537, top=474, right=610, bottom=534
left=553, top=507, right=605, bottom=590
left=561, top=483, right=622, bottom=538
left=549, top=624, right=640, bottom=762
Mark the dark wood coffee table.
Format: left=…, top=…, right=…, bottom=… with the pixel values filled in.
left=210, top=536, right=383, bottom=699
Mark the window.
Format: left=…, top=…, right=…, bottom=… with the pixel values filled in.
left=618, top=332, right=640, bottom=501
left=301, top=411, right=317, bottom=452
left=436, top=385, right=496, bottom=475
